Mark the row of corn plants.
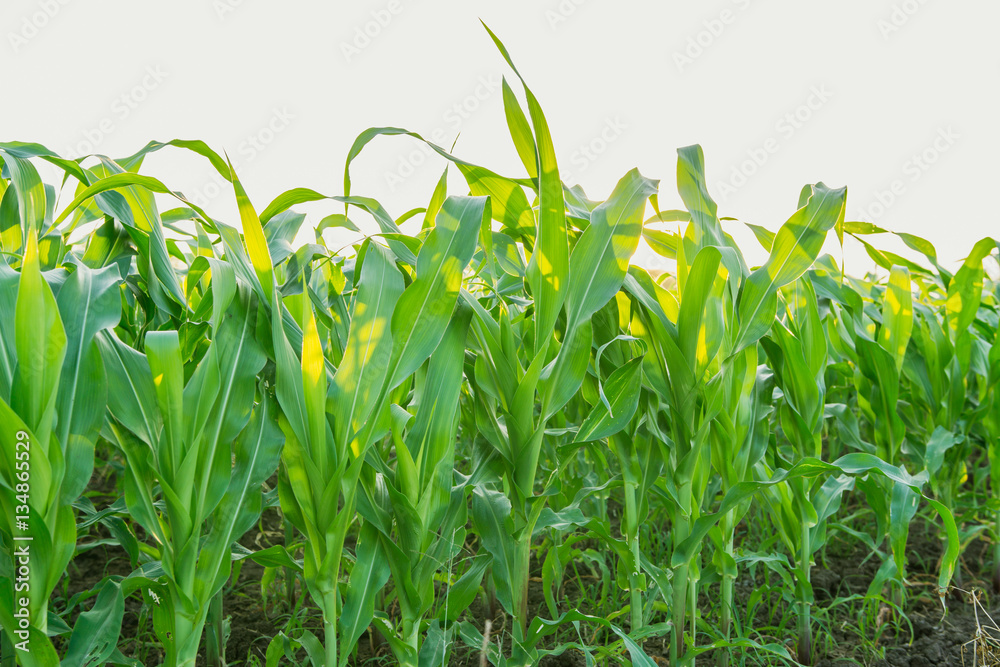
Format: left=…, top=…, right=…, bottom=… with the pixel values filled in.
left=0, top=27, right=997, bottom=667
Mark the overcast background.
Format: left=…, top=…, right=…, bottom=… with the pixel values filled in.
left=3, top=0, right=997, bottom=273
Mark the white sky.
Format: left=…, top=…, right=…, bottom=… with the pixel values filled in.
left=2, top=0, right=997, bottom=274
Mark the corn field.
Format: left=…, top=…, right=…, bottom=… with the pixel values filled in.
left=0, top=29, right=998, bottom=667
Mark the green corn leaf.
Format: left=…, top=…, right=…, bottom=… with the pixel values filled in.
left=879, top=265, right=913, bottom=373
left=199, top=390, right=283, bottom=599
left=842, top=220, right=887, bottom=235
left=853, top=235, right=930, bottom=276
left=54, top=264, right=121, bottom=502
left=565, top=169, right=658, bottom=331
left=643, top=228, right=679, bottom=259
left=576, top=357, right=643, bottom=443
left=888, top=481, right=920, bottom=583
left=734, top=183, right=847, bottom=352
left=339, top=523, right=391, bottom=664
left=0, top=183, right=22, bottom=256
left=677, top=246, right=727, bottom=379
left=482, top=23, right=569, bottom=354
left=0, top=149, right=46, bottom=240
left=856, top=338, right=905, bottom=459
left=387, top=196, right=486, bottom=387
left=94, top=159, right=186, bottom=314
left=540, top=169, right=657, bottom=417
left=14, top=232, right=66, bottom=453
left=895, top=231, right=950, bottom=280
left=471, top=487, right=518, bottom=615
left=438, top=554, right=490, bottom=622
left=408, top=305, right=472, bottom=514
left=745, top=223, right=775, bottom=252
left=501, top=77, right=538, bottom=179
left=52, top=171, right=216, bottom=235
left=97, top=331, right=161, bottom=446
left=343, top=127, right=535, bottom=241
left=144, top=331, right=185, bottom=477
left=923, top=426, right=960, bottom=477
left=331, top=241, right=403, bottom=454
left=61, top=580, right=125, bottom=667
left=946, top=237, right=995, bottom=341
left=228, top=159, right=275, bottom=297
left=676, top=145, right=724, bottom=258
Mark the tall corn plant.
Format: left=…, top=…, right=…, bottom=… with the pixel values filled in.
left=978, top=265, right=1000, bottom=590
left=825, top=232, right=989, bottom=604
left=362, top=306, right=477, bottom=666
left=460, top=166, right=656, bottom=662
left=0, top=142, right=239, bottom=667
left=97, top=269, right=281, bottom=667
left=899, top=240, right=997, bottom=515
left=0, top=143, right=149, bottom=665
left=625, top=145, right=848, bottom=665
left=66, top=156, right=292, bottom=665
left=264, top=173, right=487, bottom=666
left=349, top=192, right=485, bottom=665
left=0, top=229, right=122, bottom=667
left=757, top=277, right=845, bottom=665
left=298, top=165, right=488, bottom=667
left=342, top=27, right=659, bottom=664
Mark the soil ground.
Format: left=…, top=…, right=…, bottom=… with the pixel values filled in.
left=57, top=471, right=998, bottom=666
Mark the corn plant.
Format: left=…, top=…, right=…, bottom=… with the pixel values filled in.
left=900, top=240, right=997, bottom=512
left=758, top=277, right=848, bottom=665
left=264, top=170, right=487, bottom=665
left=0, top=225, right=122, bottom=666
left=979, top=275, right=1000, bottom=590
left=96, top=272, right=281, bottom=666
left=623, top=144, right=844, bottom=664
left=338, top=30, right=659, bottom=666
left=362, top=305, right=477, bottom=666
left=1, top=26, right=997, bottom=667
left=0, top=139, right=149, bottom=665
